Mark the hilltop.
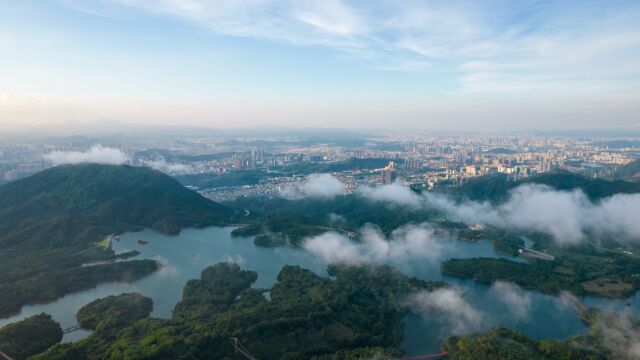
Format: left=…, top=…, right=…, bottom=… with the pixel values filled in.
left=0, top=163, right=238, bottom=250
left=0, top=164, right=239, bottom=317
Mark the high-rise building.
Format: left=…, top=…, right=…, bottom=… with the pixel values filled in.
left=404, top=159, right=421, bottom=172
left=382, top=161, right=397, bottom=184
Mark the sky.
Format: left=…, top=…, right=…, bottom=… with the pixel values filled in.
left=1, top=0, right=639, bottom=132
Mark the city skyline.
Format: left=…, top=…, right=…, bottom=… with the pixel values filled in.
left=1, top=0, right=640, bottom=131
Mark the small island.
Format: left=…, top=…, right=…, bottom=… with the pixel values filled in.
left=0, top=313, right=62, bottom=360
left=33, top=262, right=444, bottom=359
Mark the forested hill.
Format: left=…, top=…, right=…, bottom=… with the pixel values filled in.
left=0, top=163, right=239, bottom=250
left=613, top=158, right=640, bottom=182
left=0, top=164, right=239, bottom=318
left=450, top=171, right=640, bottom=203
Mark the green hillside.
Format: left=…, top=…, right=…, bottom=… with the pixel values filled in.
left=0, top=163, right=238, bottom=250
left=613, top=158, right=640, bottom=182
left=452, top=171, right=640, bottom=203
left=0, top=164, right=239, bottom=317
left=33, top=263, right=442, bottom=359
left=443, top=309, right=638, bottom=359
left=0, top=313, right=62, bottom=360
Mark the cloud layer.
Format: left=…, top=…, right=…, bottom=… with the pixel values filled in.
left=143, top=158, right=192, bottom=174
left=490, top=281, right=533, bottom=321
left=44, top=145, right=130, bottom=165
left=357, top=182, right=421, bottom=207
left=356, top=182, right=640, bottom=246
left=406, top=287, right=484, bottom=334
left=61, top=0, right=640, bottom=96
left=425, top=184, right=640, bottom=245
left=302, top=223, right=446, bottom=265
left=284, top=173, right=346, bottom=199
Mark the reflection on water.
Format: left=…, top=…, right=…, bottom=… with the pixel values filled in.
left=0, top=226, right=634, bottom=354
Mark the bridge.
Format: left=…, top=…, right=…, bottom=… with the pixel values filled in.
left=62, top=325, right=81, bottom=334
left=229, top=337, right=259, bottom=360
left=227, top=337, right=448, bottom=360
left=0, top=325, right=82, bottom=360
left=404, top=351, right=448, bottom=359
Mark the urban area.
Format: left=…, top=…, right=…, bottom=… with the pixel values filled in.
left=1, top=132, right=638, bottom=202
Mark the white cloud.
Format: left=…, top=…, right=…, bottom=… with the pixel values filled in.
left=143, top=158, right=191, bottom=174
left=590, top=310, right=640, bottom=359
left=302, top=223, right=447, bottom=265
left=293, top=0, right=367, bottom=36
left=153, top=255, right=179, bottom=277
left=353, top=181, right=640, bottom=246
left=44, top=144, right=130, bottom=165
left=327, top=213, right=346, bottom=225
left=490, top=281, right=532, bottom=321
left=224, top=254, right=247, bottom=266
left=424, top=184, right=640, bottom=246
left=284, top=173, right=346, bottom=199
left=593, top=193, right=640, bottom=241
left=302, top=232, right=367, bottom=265
left=406, top=287, right=484, bottom=334
left=358, top=182, right=422, bottom=207
left=493, top=185, right=588, bottom=244
left=60, top=0, right=640, bottom=96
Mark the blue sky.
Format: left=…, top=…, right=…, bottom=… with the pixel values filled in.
left=1, top=0, right=639, bottom=131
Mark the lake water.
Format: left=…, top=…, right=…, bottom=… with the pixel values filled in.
left=1, top=226, right=634, bottom=355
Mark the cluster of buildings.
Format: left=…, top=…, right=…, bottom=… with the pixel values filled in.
left=1, top=134, right=638, bottom=201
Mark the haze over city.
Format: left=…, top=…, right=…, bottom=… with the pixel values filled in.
left=2, top=2, right=640, bottom=360
left=2, top=0, right=640, bottom=132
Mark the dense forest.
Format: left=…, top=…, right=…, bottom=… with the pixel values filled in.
left=443, top=308, right=639, bottom=359
left=12, top=263, right=638, bottom=359
left=0, top=164, right=239, bottom=317
left=613, top=158, right=640, bottom=182
left=448, top=170, right=640, bottom=203
left=228, top=171, right=640, bottom=299
left=442, top=243, right=640, bottom=298
left=227, top=193, right=452, bottom=247
left=76, top=293, right=153, bottom=334
left=0, top=314, right=62, bottom=360
left=33, top=262, right=443, bottom=359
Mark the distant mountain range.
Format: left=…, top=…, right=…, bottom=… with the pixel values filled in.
left=0, top=164, right=239, bottom=317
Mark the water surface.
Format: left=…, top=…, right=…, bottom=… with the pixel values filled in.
left=1, top=226, right=629, bottom=355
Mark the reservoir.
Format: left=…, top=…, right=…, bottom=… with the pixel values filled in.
left=1, top=226, right=636, bottom=355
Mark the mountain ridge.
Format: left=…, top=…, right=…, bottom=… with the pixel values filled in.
left=0, top=163, right=239, bottom=250
left=0, top=163, right=239, bottom=317
left=450, top=170, right=640, bottom=203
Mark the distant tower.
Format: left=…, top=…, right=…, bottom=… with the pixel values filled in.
left=382, top=161, right=397, bottom=184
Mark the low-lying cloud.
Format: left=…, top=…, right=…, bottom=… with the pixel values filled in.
left=490, top=281, right=533, bottom=321
left=153, top=255, right=179, bottom=278
left=284, top=173, right=346, bottom=199
left=425, top=184, right=640, bottom=245
left=224, top=254, right=247, bottom=266
left=357, top=183, right=421, bottom=207
left=406, top=287, right=484, bottom=334
left=357, top=181, right=640, bottom=246
left=590, top=310, right=640, bottom=359
left=302, top=223, right=446, bottom=265
left=44, top=145, right=130, bottom=165
left=144, top=158, right=192, bottom=174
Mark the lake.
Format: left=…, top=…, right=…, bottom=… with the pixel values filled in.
left=2, top=226, right=635, bottom=355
